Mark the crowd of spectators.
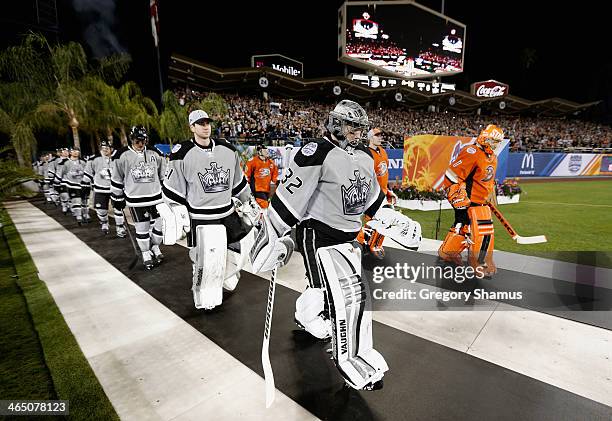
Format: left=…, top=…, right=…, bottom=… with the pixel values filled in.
left=174, top=88, right=612, bottom=151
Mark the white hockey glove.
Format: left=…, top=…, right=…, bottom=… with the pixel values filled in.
left=249, top=213, right=294, bottom=272
left=156, top=202, right=190, bottom=245
left=367, top=207, right=422, bottom=250
left=233, top=196, right=263, bottom=228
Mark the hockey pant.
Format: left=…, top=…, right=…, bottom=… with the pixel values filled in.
left=129, top=206, right=163, bottom=253
left=317, top=243, right=388, bottom=389
left=93, top=192, right=124, bottom=230
left=254, top=191, right=270, bottom=209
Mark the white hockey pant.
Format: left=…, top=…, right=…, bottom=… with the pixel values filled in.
left=190, top=225, right=227, bottom=310
left=316, top=243, right=388, bottom=389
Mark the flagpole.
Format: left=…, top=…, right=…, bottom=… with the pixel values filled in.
left=150, top=0, right=164, bottom=104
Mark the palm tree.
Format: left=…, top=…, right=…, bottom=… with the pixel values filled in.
left=159, top=90, right=190, bottom=146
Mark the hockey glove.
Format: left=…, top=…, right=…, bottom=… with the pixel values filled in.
left=447, top=183, right=471, bottom=209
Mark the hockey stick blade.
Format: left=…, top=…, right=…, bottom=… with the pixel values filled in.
left=262, top=265, right=278, bottom=408
left=514, top=235, right=547, bottom=244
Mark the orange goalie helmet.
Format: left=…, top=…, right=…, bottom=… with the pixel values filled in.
left=477, top=124, right=504, bottom=154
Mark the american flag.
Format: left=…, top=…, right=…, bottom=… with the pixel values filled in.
left=150, top=0, right=160, bottom=47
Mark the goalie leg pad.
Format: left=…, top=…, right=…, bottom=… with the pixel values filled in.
left=316, top=243, right=388, bottom=389
left=192, top=225, right=227, bottom=310
left=468, top=206, right=495, bottom=275
left=438, top=227, right=468, bottom=265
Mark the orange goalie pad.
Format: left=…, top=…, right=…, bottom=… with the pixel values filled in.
left=467, top=206, right=495, bottom=275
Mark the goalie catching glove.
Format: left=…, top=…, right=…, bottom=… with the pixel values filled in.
left=156, top=202, right=190, bottom=245
left=249, top=213, right=294, bottom=272
left=366, top=207, right=422, bottom=250
left=447, top=183, right=470, bottom=209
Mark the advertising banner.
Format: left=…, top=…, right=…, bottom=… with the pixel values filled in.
left=506, top=152, right=607, bottom=177
left=401, top=135, right=509, bottom=189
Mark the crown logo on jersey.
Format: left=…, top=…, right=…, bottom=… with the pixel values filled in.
left=130, top=161, right=156, bottom=183
left=198, top=162, right=230, bottom=193
left=341, top=170, right=371, bottom=215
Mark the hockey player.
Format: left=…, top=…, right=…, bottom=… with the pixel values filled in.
left=438, top=124, right=504, bottom=277
left=36, top=153, right=53, bottom=204
left=250, top=100, right=421, bottom=391
left=52, top=148, right=70, bottom=213
left=57, top=147, right=87, bottom=224
left=356, top=127, right=398, bottom=259
left=82, top=140, right=126, bottom=236
left=245, top=144, right=278, bottom=209
left=46, top=149, right=61, bottom=206
left=111, top=126, right=165, bottom=270
left=160, top=110, right=257, bottom=310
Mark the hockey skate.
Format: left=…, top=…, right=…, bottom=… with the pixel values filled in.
left=101, top=223, right=110, bottom=234
left=116, top=225, right=127, bottom=238
left=142, top=251, right=155, bottom=270
left=151, top=245, right=164, bottom=266
left=294, top=315, right=332, bottom=341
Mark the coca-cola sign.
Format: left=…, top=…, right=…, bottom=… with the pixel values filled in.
left=471, top=80, right=509, bottom=98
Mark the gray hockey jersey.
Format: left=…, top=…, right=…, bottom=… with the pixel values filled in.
left=111, top=146, right=165, bottom=207
left=83, top=155, right=113, bottom=193
left=162, top=138, right=250, bottom=220
left=58, top=158, right=87, bottom=190
left=268, top=136, right=385, bottom=243
left=47, top=157, right=58, bottom=183
left=53, top=157, right=70, bottom=187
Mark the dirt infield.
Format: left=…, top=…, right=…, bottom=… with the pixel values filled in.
left=518, top=176, right=612, bottom=183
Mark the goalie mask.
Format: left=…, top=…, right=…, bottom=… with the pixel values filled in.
left=326, top=100, right=369, bottom=149
left=476, top=124, right=504, bottom=155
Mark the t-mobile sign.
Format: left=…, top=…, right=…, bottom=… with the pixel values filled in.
left=251, top=54, right=304, bottom=78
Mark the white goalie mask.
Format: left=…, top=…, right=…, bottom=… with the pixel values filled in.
left=326, top=100, right=369, bottom=149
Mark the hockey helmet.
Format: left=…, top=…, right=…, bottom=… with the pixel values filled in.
left=476, top=124, right=504, bottom=155
left=129, top=125, right=148, bottom=143
left=326, top=99, right=369, bottom=149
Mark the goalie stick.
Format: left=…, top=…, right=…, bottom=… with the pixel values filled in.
left=262, top=264, right=278, bottom=408
left=488, top=203, right=547, bottom=244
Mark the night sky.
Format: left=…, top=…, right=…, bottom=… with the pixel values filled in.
left=12, top=1, right=612, bottom=119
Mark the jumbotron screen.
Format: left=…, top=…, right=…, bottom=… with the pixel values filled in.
left=339, top=1, right=466, bottom=79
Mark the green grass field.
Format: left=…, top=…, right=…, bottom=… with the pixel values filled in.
left=400, top=179, right=612, bottom=267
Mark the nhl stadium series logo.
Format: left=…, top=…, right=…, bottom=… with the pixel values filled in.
left=568, top=155, right=582, bottom=174
left=198, top=162, right=230, bottom=193
left=341, top=170, right=371, bottom=215
left=130, top=162, right=156, bottom=183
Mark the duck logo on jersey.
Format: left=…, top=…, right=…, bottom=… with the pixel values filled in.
left=258, top=167, right=271, bottom=178
left=198, top=162, right=230, bottom=193
left=341, top=170, right=371, bottom=215
left=376, top=161, right=388, bottom=177
left=130, top=162, right=156, bottom=183
left=481, top=165, right=495, bottom=182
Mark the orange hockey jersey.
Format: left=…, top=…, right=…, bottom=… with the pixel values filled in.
left=369, top=145, right=389, bottom=195
left=245, top=155, right=278, bottom=193
left=443, top=144, right=497, bottom=204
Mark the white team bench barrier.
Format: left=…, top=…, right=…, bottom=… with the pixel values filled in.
left=396, top=194, right=520, bottom=211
